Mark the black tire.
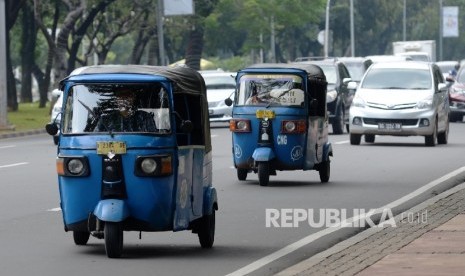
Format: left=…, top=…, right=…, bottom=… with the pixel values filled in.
left=258, top=162, right=270, bottom=186
left=449, top=113, right=462, bottom=122
left=237, top=169, right=248, bottom=181
left=319, top=159, right=330, bottom=183
left=73, top=231, right=90, bottom=245
left=350, top=133, right=362, bottom=145
left=198, top=209, right=215, bottom=248
left=332, top=108, right=344, bottom=134
left=425, top=120, right=437, bottom=147
left=364, top=134, right=375, bottom=143
left=53, top=135, right=59, bottom=145
left=104, top=222, right=123, bottom=258
left=438, top=120, right=449, bottom=145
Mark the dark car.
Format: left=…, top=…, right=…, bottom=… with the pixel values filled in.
left=448, top=66, right=465, bottom=122
left=294, top=58, right=352, bottom=134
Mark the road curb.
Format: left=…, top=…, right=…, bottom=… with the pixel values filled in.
left=0, top=129, right=46, bottom=140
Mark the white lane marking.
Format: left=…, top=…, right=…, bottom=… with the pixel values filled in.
left=0, top=145, right=16, bottom=149
left=225, top=166, right=465, bottom=276
left=334, top=140, right=349, bottom=145
left=211, top=134, right=218, bottom=138
left=47, top=207, right=61, bottom=212
left=0, top=162, right=28, bottom=169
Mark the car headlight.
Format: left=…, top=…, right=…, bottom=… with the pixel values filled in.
left=416, top=96, right=433, bottom=109
left=326, top=90, right=338, bottom=103
left=452, top=87, right=465, bottom=95
left=351, top=94, right=366, bottom=108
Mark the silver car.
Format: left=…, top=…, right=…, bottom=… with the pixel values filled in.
left=50, top=89, right=63, bottom=145
left=200, top=71, right=236, bottom=122
left=349, top=61, right=449, bottom=146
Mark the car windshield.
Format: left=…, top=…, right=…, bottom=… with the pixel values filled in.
left=62, top=83, right=171, bottom=134
left=237, top=74, right=305, bottom=107
left=318, top=65, right=337, bottom=84
left=361, top=68, right=431, bottom=90
left=344, top=62, right=365, bottom=82
left=203, top=74, right=236, bottom=90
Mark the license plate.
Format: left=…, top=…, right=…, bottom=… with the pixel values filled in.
left=256, top=110, right=275, bottom=119
left=97, top=141, right=127, bottom=155
left=378, top=122, right=402, bottom=131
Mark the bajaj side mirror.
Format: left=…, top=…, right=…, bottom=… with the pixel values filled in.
left=224, top=98, right=233, bottom=106
left=45, top=123, right=58, bottom=136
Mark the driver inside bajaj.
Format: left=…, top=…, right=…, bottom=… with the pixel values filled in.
left=94, top=88, right=157, bottom=132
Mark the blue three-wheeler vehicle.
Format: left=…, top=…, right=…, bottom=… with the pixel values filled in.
left=46, top=65, right=218, bottom=258
left=225, top=63, right=333, bottom=186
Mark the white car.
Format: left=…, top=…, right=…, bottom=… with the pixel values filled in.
left=200, top=71, right=236, bottom=122
left=349, top=61, right=449, bottom=146
left=50, top=89, right=63, bottom=145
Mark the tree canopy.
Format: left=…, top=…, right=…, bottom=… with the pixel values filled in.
left=6, top=0, right=465, bottom=110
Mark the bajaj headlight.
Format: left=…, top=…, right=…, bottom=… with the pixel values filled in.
left=326, top=90, right=337, bottom=103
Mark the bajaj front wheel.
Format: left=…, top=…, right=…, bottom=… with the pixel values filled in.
left=258, top=162, right=270, bottom=186
left=104, top=222, right=123, bottom=258
left=198, top=209, right=215, bottom=248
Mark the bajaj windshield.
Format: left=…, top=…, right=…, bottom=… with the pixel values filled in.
left=62, top=83, right=171, bottom=134
left=237, top=74, right=305, bottom=107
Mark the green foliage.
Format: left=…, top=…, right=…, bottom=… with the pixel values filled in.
left=6, top=102, right=51, bottom=132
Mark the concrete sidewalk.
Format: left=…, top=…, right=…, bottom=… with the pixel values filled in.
left=276, top=183, right=465, bottom=276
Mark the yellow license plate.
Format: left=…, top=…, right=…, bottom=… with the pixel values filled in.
left=97, top=141, right=127, bottom=155
left=256, top=110, right=275, bottom=119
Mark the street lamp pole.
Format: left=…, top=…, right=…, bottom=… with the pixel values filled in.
left=0, top=0, right=10, bottom=129
left=324, top=0, right=331, bottom=57
left=403, top=0, right=406, bottom=41
left=157, top=0, right=166, bottom=65
left=350, top=0, right=354, bottom=56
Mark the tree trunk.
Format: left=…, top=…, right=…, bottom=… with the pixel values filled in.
left=6, top=0, right=26, bottom=111
left=185, top=27, right=204, bottom=71
left=20, top=5, right=35, bottom=103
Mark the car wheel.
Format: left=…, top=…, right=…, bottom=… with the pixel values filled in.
left=237, top=168, right=248, bottom=181
left=332, top=108, right=344, bottom=135
left=425, top=120, right=437, bottom=147
left=364, top=134, right=375, bottom=143
left=53, top=135, right=59, bottom=145
left=449, top=113, right=462, bottom=122
left=73, top=231, right=90, bottom=245
left=350, top=133, right=361, bottom=145
left=258, top=162, right=270, bottom=186
left=438, top=120, right=449, bottom=145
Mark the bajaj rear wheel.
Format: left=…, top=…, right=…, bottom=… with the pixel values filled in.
left=237, top=169, right=248, bottom=181
left=73, top=231, right=90, bottom=245
left=104, top=222, right=123, bottom=258
left=198, top=209, right=215, bottom=248
left=258, top=162, right=270, bottom=186
left=319, top=159, right=330, bottom=183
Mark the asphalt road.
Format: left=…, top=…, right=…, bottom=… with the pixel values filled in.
left=1, top=122, right=464, bottom=276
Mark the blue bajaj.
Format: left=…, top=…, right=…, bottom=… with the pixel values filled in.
left=45, top=65, right=217, bottom=258
left=225, top=64, right=332, bottom=186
